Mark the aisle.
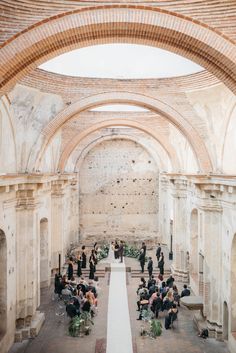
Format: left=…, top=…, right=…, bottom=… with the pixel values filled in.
left=106, top=260, right=133, bottom=353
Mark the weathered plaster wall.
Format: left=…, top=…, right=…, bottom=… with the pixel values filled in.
left=8, top=85, right=64, bottom=172
left=79, top=138, right=159, bottom=243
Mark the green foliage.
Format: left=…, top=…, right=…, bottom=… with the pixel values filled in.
left=97, top=244, right=109, bottom=261
left=124, top=244, right=148, bottom=262
left=141, top=308, right=154, bottom=321
left=68, top=312, right=94, bottom=337
left=149, top=319, right=162, bottom=338
left=124, top=244, right=140, bottom=258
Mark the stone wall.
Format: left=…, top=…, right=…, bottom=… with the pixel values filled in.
left=79, top=138, right=159, bottom=244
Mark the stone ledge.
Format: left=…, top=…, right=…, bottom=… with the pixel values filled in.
left=14, top=311, right=45, bottom=342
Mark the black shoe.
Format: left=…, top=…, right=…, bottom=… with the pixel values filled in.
left=136, top=309, right=140, bottom=311
left=137, top=318, right=142, bottom=320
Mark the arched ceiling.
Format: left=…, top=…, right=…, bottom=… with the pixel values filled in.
left=1, top=1, right=236, bottom=44
left=72, top=133, right=170, bottom=172
left=28, top=92, right=212, bottom=173
left=57, top=119, right=181, bottom=171
left=0, top=6, right=236, bottom=95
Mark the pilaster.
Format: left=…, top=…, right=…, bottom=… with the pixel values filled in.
left=159, top=175, right=171, bottom=245
left=51, top=180, right=66, bottom=269
left=171, top=176, right=189, bottom=282
left=15, top=185, right=40, bottom=321
left=199, top=185, right=223, bottom=340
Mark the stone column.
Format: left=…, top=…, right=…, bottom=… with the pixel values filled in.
left=199, top=187, right=223, bottom=339
left=171, top=176, right=189, bottom=282
left=16, top=186, right=40, bottom=322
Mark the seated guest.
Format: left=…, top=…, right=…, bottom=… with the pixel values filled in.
left=69, top=275, right=77, bottom=286
left=173, top=284, right=180, bottom=306
left=165, top=303, right=178, bottom=329
left=147, top=275, right=156, bottom=289
left=140, top=277, right=146, bottom=288
left=77, top=278, right=88, bottom=295
left=66, top=299, right=77, bottom=319
left=162, top=291, right=174, bottom=311
left=61, top=285, right=72, bottom=297
left=149, top=282, right=158, bottom=297
left=181, top=284, right=191, bottom=297
left=87, top=280, right=97, bottom=297
left=160, top=281, right=167, bottom=299
left=166, top=274, right=175, bottom=288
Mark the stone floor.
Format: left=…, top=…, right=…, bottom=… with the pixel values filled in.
left=9, top=245, right=230, bottom=353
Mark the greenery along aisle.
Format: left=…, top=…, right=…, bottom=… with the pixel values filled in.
left=124, top=244, right=148, bottom=262
left=97, top=244, right=109, bottom=261
left=124, top=244, right=140, bottom=258
left=68, top=312, right=94, bottom=337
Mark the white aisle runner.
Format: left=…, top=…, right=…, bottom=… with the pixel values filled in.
left=106, top=261, right=133, bottom=353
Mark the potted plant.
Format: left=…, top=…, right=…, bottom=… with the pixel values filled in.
left=68, top=312, right=94, bottom=337
left=149, top=319, right=162, bottom=338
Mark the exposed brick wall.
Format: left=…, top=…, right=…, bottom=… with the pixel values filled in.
left=0, top=6, right=236, bottom=96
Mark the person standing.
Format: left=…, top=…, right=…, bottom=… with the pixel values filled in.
left=141, top=242, right=147, bottom=256
left=77, top=251, right=82, bottom=277
left=67, top=257, right=74, bottom=280
left=114, top=240, right=120, bottom=259
left=111, top=241, right=115, bottom=258
left=158, top=252, right=165, bottom=276
left=139, top=248, right=145, bottom=273
left=156, top=243, right=161, bottom=263
left=147, top=256, right=153, bottom=277
left=81, top=245, right=87, bottom=268
left=89, top=253, right=95, bottom=280
left=119, top=241, right=124, bottom=263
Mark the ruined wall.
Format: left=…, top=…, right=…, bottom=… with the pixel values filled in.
left=79, top=138, right=159, bottom=243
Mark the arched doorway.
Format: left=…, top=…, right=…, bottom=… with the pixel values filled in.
left=223, top=301, right=229, bottom=340
left=190, top=209, right=199, bottom=294
left=231, top=234, right=236, bottom=333
left=0, top=229, right=7, bottom=338
left=40, top=218, right=49, bottom=288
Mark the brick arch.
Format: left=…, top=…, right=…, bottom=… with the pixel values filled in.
left=29, top=92, right=212, bottom=172
left=71, top=131, right=177, bottom=172
left=0, top=6, right=236, bottom=96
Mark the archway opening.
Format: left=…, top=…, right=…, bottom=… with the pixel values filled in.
left=190, top=209, right=199, bottom=294
left=40, top=218, right=49, bottom=289
left=223, top=301, right=229, bottom=340
left=231, top=234, right=236, bottom=334
left=0, top=229, right=7, bottom=338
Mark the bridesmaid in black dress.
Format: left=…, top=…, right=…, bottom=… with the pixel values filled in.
left=77, top=251, right=82, bottom=277
left=81, top=245, right=87, bottom=268
left=67, top=257, right=74, bottom=280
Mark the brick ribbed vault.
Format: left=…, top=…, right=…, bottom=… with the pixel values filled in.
left=29, top=92, right=212, bottom=173
left=58, top=120, right=180, bottom=171
left=0, top=6, right=236, bottom=96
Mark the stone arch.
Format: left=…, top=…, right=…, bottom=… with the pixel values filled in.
left=223, top=301, right=229, bottom=341
left=29, top=92, right=212, bottom=172
left=231, top=233, right=236, bottom=333
left=58, top=119, right=181, bottom=171
left=0, top=6, right=236, bottom=96
left=0, top=229, right=7, bottom=338
left=73, top=133, right=168, bottom=172
left=190, top=208, right=199, bottom=294
left=40, top=218, right=50, bottom=288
